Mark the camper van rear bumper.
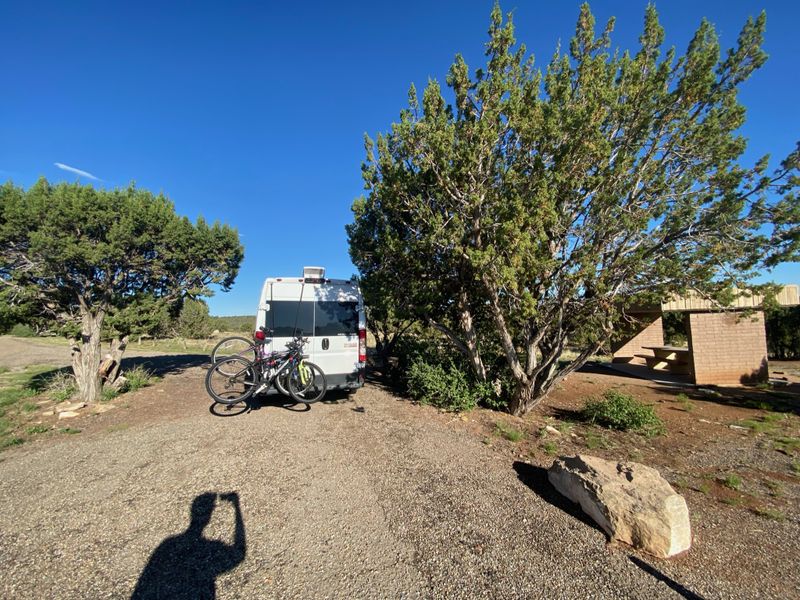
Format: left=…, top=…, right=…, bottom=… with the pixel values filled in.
left=326, top=372, right=364, bottom=390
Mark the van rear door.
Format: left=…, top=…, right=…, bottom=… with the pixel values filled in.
left=312, top=285, right=360, bottom=386
left=262, top=282, right=315, bottom=363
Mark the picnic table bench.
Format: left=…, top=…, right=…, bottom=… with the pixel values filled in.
left=636, top=345, right=692, bottom=375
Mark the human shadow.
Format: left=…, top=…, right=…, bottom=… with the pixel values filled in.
left=131, top=492, right=246, bottom=600
left=512, top=461, right=605, bottom=535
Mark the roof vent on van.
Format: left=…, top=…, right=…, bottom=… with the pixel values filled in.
left=303, top=266, right=325, bottom=283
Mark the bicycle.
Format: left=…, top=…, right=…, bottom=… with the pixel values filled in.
left=205, top=329, right=327, bottom=405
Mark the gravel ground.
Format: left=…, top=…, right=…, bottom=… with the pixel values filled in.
left=0, top=373, right=796, bottom=599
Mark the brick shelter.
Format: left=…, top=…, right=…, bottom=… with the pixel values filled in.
left=611, top=285, right=798, bottom=386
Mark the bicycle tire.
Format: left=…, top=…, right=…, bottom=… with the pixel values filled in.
left=211, top=336, right=257, bottom=364
left=205, top=357, right=256, bottom=405
left=274, top=370, right=291, bottom=396
left=288, top=361, right=327, bottom=403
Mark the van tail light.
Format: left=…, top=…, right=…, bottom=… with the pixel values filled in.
left=254, top=330, right=266, bottom=341
left=358, top=328, right=366, bottom=363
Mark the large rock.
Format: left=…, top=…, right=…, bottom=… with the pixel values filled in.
left=548, top=455, right=691, bottom=558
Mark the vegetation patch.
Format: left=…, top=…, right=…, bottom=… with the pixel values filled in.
left=582, top=390, right=665, bottom=436
left=751, top=507, right=786, bottom=521
left=122, top=365, right=157, bottom=392
left=720, top=474, right=743, bottom=490
left=25, top=425, right=50, bottom=435
left=407, top=358, right=489, bottom=412
left=494, top=421, right=524, bottom=442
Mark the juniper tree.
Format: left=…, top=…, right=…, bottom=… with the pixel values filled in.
left=348, top=3, right=799, bottom=414
left=0, top=179, right=243, bottom=402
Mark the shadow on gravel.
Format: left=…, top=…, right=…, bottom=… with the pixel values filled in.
left=121, top=354, right=209, bottom=377
left=209, top=389, right=354, bottom=418
left=629, top=556, right=706, bottom=600
left=512, top=462, right=605, bottom=535
left=131, top=491, right=246, bottom=600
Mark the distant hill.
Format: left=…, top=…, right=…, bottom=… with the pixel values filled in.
left=210, top=315, right=255, bottom=333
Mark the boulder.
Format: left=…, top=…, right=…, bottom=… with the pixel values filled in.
left=548, top=455, right=691, bottom=558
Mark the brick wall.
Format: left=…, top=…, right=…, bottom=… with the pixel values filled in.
left=688, top=311, right=768, bottom=385
left=612, top=316, right=664, bottom=364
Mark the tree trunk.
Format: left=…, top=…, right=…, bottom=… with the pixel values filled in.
left=106, top=335, right=129, bottom=383
left=457, top=290, right=486, bottom=381
left=70, top=309, right=105, bottom=403
left=508, top=378, right=535, bottom=416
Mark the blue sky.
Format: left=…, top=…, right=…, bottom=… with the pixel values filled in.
left=1, top=1, right=798, bottom=315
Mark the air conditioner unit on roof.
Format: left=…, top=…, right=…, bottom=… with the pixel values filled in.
left=303, top=266, right=325, bottom=281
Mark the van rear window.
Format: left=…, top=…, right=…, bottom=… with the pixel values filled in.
left=315, top=301, right=358, bottom=336
left=268, top=301, right=314, bottom=337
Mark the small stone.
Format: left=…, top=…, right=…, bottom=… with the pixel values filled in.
left=729, top=425, right=748, bottom=431
left=698, top=419, right=712, bottom=424
left=36, top=400, right=50, bottom=405
left=56, top=402, right=86, bottom=413
left=92, top=405, right=115, bottom=414
left=545, top=425, right=561, bottom=435
left=58, top=411, right=80, bottom=419
left=42, top=411, right=54, bottom=416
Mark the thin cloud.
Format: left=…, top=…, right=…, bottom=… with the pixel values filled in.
left=54, top=162, right=100, bottom=181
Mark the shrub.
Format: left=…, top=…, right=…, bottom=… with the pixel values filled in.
left=45, top=371, right=76, bottom=402
left=407, top=359, right=477, bottom=412
left=582, top=390, right=665, bottom=436
left=123, top=365, right=154, bottom=392
left=9, top=323, right=36, bottom=337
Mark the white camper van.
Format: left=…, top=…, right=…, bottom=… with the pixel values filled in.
left=255, top=267, right=366, bottom=391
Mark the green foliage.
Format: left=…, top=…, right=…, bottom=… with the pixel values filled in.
left=765, top=305, right=800, bottom=360
left=397, top=335, right=506, bottom=410
left=720, top=474, right=743, bottom=490
left=347, top=3, right=799, bottom=415
left=9, top=323, right=36, bottom=337
left=123, top=365, right=155, bottom=392
left=1, top=436, right=23, bottom=449
left=495, top=421, right=524, bottom=442
left=177, top=298, right=213, bottom=338
left=209, top=315, right=255, bottom=333
left=752, top=507, right=785, bottom=521
left=408, top=359, right=477, bottom=412
left=541, top=441, right=559, bottom=455
left=101, top=387, right=120, bottom=402
left=25, top=425, right=49, bottom=435
left=582, top=390, right=666, bottom=436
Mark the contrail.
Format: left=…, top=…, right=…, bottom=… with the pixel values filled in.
left=54, top=162, right=100, bottom=181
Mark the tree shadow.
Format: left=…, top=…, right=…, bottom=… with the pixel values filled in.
left=131, top=491, right=246, bottom=600
left=512, top=461, right=605, bottom=536
left=628, top=556, right=706, bottom=600
left=120, top=354, right=209, bottom=378
left=579, top=361, right=800, bottom=416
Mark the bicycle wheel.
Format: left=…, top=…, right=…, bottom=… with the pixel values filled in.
left=287, top=361, right=327, bottom=403
left=211, top=336, right=257, bottom=365
left=205, top=357, right=256, bottom=405
left=273, top=370, right=291, bottom=396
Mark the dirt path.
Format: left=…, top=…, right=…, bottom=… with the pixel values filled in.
left=0, top=335, right=183, bottom=369
left=0, top=366, right=797, bottom=599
